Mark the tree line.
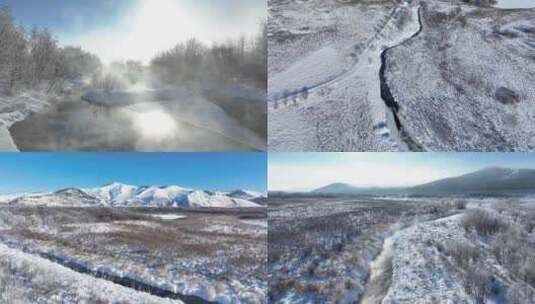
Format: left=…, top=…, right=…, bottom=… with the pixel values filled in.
left=0, top=5, right=102, bottom=95
left=150, top=22, right=267, bottom=89
left=1, top=3, right=267, bottom=96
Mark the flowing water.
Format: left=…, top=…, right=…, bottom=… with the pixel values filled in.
left=9, top=94, right=257, bottom=151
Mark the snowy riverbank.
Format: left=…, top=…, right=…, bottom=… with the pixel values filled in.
left=0, top=93, right=51, bottom=151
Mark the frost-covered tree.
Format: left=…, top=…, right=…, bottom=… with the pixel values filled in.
left=0, top=5, right=101, bottom=95
left=0, top=5, right=28, bottom=94
left=150, top=22, right=267, bottom=88
left=60, top=46, right=101, bottom=80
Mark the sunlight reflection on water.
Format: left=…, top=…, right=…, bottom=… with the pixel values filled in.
left=132, top=109, right=177, bottom=141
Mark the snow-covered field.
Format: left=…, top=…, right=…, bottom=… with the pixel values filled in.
left=0, top=207, right=267, bottom=304
left=0, top=243, right=181, bottom=304
left=268, top=0, right=535, bottom=151
left=268, top=195, right=457, bottom=303
left=384, top=1, right=535, bottom=151
left=270, top=195, right=535, bottom=303
left=384, top=214, right=474, bottom=303
left=383, top=202, right=535, bottom=303
left=268, top=0, right=421, bottom=151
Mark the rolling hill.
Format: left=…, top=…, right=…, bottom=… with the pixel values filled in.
left=311, top=167, right=535, bottom=196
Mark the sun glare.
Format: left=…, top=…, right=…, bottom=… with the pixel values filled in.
left=133, top=110, right=177, bottom=140
left=123, top=0, right=198, bottom=63
left=60, top=0, right=265, bottom=64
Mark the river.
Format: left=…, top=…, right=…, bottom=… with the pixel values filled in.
left=9, top=91, right=259, bottom=151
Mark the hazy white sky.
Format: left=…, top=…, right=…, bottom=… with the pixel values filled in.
left=269, top=153, right=535, bottom=191
left=57, top=0, right=266, bottom=64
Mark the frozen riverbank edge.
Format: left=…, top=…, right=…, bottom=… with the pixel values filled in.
left=0, top=93, right=50, bottom=151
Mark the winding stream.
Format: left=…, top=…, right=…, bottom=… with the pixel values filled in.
left=1, top=240, right=215, bottom=304
left=359, top=237, right=394, bottom=304
left=379, top=6, right=425, bottom=152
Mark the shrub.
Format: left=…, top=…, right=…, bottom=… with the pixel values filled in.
left=447, top=241, right=480, bottom=269
left=91, top=73, right=127, bottom=93
left=454, top=199, right=467, bottom=210
left=495, top=87, right=520, bottom=105
left=521, top=256, right=535, bottom=287
left=462, top=209, right=507, bottom=236
left=507, top=283, right=535, bottom=304
left=463, top=268, right=491, bottom=304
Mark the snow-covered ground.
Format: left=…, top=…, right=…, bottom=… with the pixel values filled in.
left=384, top=214, right=474, bottom=303
left=0, top=92, right=50, bottom=151
left=268, top=196, right=455, bottom=303
left=270, top=195, right=535, bottom=303
left=378, top=203, right=535, bottom=303
left=0, top=206, right=267, bottom=304
left=269, top=0, right=535, bottom=152
left=0, top=243, right=182, bottom=304
left=268, top=0, right=421, bottom=151
left=386, top=1, right=535, bottom=151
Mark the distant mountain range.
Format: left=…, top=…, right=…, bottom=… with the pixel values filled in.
left=1, top=182, right=266, bottom=208
left=312, top=167, right=535, bottom=196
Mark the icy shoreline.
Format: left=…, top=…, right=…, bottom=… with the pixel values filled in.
left=0, top=93, right=51, bottom=151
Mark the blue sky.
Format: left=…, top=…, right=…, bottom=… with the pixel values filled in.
left=0, top=153, right=266, bottom=194
left=4, top=0, right=131, bottom=34
left=269, top=153, right=535, bottom=191
left=3, top=0, right=266, bottom=63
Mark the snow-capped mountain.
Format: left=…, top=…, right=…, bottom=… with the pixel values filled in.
left=227, top=189, right=266, bottom=200
left=3, top=183, right=263, bottom=208
left=228, top=190, right=268, bottom=205
left=8, top=188, right=101, bottom=207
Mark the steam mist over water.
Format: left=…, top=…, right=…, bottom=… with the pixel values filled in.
left=1, top=0, right=267, bottom=151
left=56, top=0, right=267, bottom=64
left=9, top=97, right=258, bottom=151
